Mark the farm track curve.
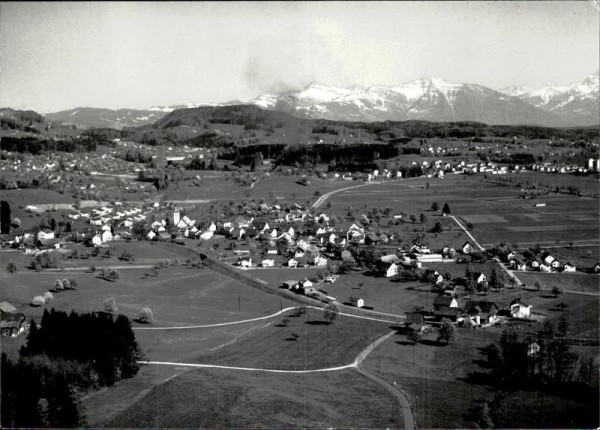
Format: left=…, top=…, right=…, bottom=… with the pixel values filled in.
left=138, top=329, right=414, bottom=428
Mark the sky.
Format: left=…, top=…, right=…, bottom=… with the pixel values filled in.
left=1, top=1, right=598, bottom=112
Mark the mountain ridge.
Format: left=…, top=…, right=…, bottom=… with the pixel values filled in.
left=30, top=72, right=600, bottom=129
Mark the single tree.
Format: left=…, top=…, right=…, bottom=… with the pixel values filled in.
left=420, top=213, right=427, bottom=224
left=551, top=286, right=563, bottom=298
left=409, top=214, right=417, bottom=224
left=69, top=279, right=78, bottom=290
left=534, top=280, right=542, bottom=291
left=408, top=330, right=423, bottom=364
left=31, top=295, right=46, bottom=307
left=62, top=279, right=71, bottom=290
left=43, top=291, right=54, bottom=302
left=138, top=307, right=155, bottom=324
left=431, top=222, right=444, bottom=233
left=466, top=222, right=474, bottom=231
left=431, top=202, right=439, bottom=211
left=323, top=303, right=339, bottom=325
left=437, top=318, right=457, bottom=345
left=442, top=202, right=451, bottom=215
left=6, top=261, right=17, bottom=274
left=557, top=314, right=568, bottom=337
left=103, top=298, right=118, bottom=313
left=53, top=279, right=64, bottom=291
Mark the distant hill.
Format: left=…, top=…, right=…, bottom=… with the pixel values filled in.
left=0, top=107, right=80, bottom=138
left=44, top=107, right=170, bottom=129
left=153, top=104, right=302, bottom=130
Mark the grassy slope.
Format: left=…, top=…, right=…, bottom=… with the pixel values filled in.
left=106, top=368, right=402, bottom=428
left=195, top=309, right=392, bottom=370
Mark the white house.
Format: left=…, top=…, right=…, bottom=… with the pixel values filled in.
left=239, top=258, right=252, bottom=268
left=101, top=230, right=113, bottom=242
left=91, top=234, right=102, bottom=246
left=147, top=231, right=157, bottom=240
left=313, top=255, right=328, bottom=267
left=288, top=258, right=298, bottom=268
left=261, top=259, right=275, bottom=268
left=386, top=263, right=399, bottom=278
left=37, top=230, right=55, bottom=240
left=510, top=299, right=532, bottom=319
left=462, top=241, right=474, bottom=254
left=563, top=262, right=576, bottom=272
left=200, top=231, right=214, bottom=240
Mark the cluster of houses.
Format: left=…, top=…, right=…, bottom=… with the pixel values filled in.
left=531, top=158, right=600, bottom=175
left=501, top=249, right=578, bottom=274
left=406, top=294, right=533, bottom=331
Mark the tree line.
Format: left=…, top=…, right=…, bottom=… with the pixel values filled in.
left=1, top=308, right=143, bottom=427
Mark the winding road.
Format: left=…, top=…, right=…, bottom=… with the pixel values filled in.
left=138, top=329, right=414, bottom=428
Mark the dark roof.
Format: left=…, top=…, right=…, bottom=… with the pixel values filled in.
left=464, top=300, right=498, bottom=314
left=433, top=296, right=455, bottom=307
left=435, top=306, right=461, bottom=318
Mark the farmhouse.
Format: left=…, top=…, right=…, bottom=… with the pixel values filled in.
left=261, top=259, right=275, bottom=268
left=0, top=302, right=26, bottom=337
left=461, top=241, right=473, bottom=254
left=562, top=262, right=576, bottom=272
left=385, top=263, right=399, bottom=278
left=435, top=306, right=461, bottom=322
left=433, top=295, right=458, bottom=310
left=37, top=229, right=55, bottom=240
left=509, top=298, right=532, bottom=319
left=463, top=300, right=499, bottom=325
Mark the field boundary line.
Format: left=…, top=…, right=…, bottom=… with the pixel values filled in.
left=137, top=360, right=356, bottom=373
left=134, top=305, right=403, bottom=330
left=311, top=177, right=419, bottom=209
left=133, top=307, right=299, bottom=330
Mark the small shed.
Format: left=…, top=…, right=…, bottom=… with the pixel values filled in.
left=283, top=280, right=299, bottom=290
left=349, top=297, right=365, bottom=308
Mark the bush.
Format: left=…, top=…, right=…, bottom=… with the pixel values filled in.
left=138, top=307, right=154, bottom=324
left=31, top=296, right=45, bottom=306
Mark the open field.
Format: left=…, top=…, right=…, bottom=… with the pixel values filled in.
left=250, top=268, right=435, bottom=314
left=324, top=175, right=599, bottom=250
left=105, top=367, right=402, bottom=428
left=195, top=309, right=392, bottom=370
left=517, top=271, right=599, bottom=293
left=0, top=265, right=296, bottom=357
left=158, top=174, right=360, bottom=205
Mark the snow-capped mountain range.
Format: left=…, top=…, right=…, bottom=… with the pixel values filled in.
left=501, top=71, right=599, bottom=126
left=43, top=72, right=599, bottom=128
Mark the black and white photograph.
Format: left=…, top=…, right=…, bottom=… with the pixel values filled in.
left=1, top=1, right=598, bottom=428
